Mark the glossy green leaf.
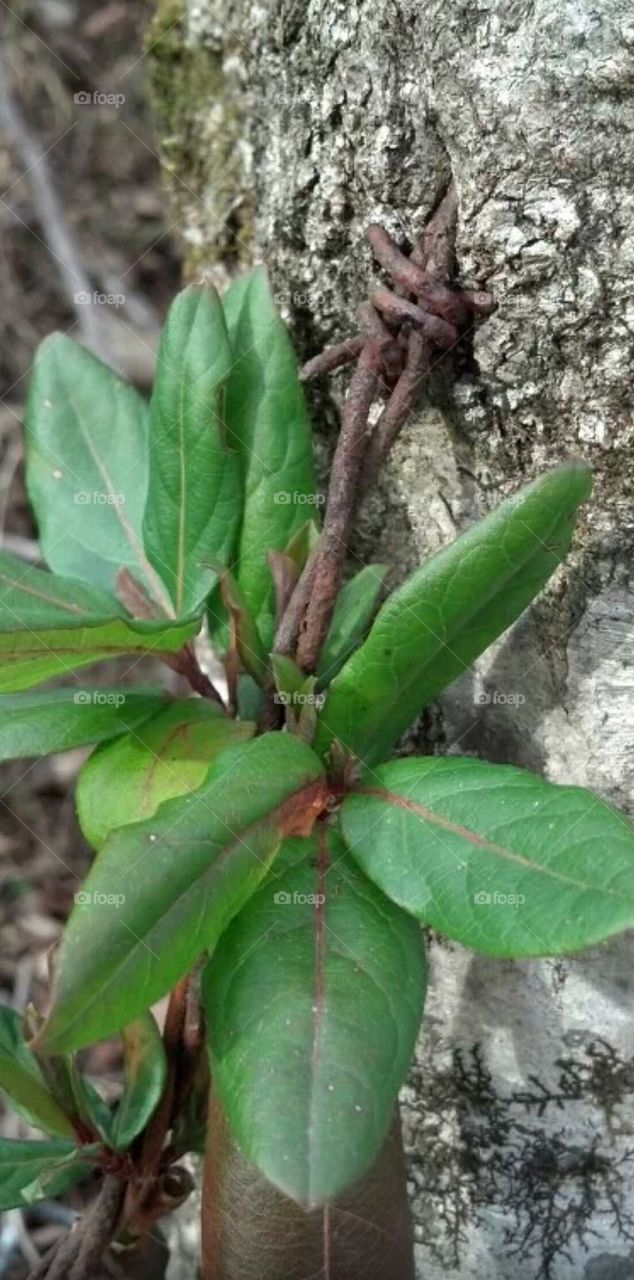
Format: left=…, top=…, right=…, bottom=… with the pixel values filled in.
left=314, top=464, right=592, bottom=765
left=316, top=564, right=388, bottom=688
left=143, top=287, right=243, bottom=616
left=222, top=268, right=316, bottom=649
left=76, top=699, right=254, bottom=849
left=204, top=829, right=425, bottom=1209
left=38, top=734, right=326, bottom=1053
left=0, top=687, right=168, bottom=761
left=0, top=1138, right=96, bottom=1210
left=111, top=1014, right=167, bottom=1150
left=341, top=755, right=634, bottom=957
left=0, top=1007, right=74, bottom=1137
left=0, top=552, right=198, bottom=692
left=25, top=333, right=171, bottom=611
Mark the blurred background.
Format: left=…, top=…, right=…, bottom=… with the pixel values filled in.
left=0, top=4, right=184, bottom=1273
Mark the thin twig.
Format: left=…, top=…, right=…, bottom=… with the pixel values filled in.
left=361, top=330, right=429, bottom=491
left=138, top=978, right=189, bottom=1181
left=365, top=223, right=429, bottom=294
left=269, top=183, right=493, bottom=683
left=410, top=180, right=458, bottom=273
left=301, top=335, right=364, bottom=380
left=67, top=1176, right=124, bottom=1280
left=296, top=342, right=382, bottom=671
left=362, top=183, right=464, bottom=486
left=371, top=288, right=456, bottom=346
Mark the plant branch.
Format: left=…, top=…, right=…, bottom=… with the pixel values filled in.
left=276, top=182, right=494, bottom=680
left=67, top=1176, right=125, bottom=1280
left=138, top=977, right=190, bottom=1181
left=300, top=335, right=365, bottom=380
left=361, top=330, right=429, bottom=492
left=28, top=1174, right=124, bottom=1280
left=295, top=342, right=382, bottom=672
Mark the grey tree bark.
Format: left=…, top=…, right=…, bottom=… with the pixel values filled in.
left=151, top=2, right=634, bottom=1277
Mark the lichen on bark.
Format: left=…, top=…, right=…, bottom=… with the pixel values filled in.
left=147, top=0, right=254, bottom=283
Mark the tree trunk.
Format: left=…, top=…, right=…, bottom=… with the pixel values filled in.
left=151, top=3, right=634, bottom=1277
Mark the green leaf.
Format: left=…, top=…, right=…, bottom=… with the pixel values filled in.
left=111, top=1014, right=167, bottom=1150
left=236, top=674, right=265, bottom=722
left=76, top=699, right=254, bottom=849
left=203, top=829, right=425, bottom=1209
left=216, top=568, right=269, bottom=687
left=0, top=1007, right=74, bottom=1137
left=25, top=333, right=171, bottom=612
left=283, top=519, right=320, bottom=572
left=340, top=755, right=634, bottom=957
left=316, top=564, right=388, bottom=688
left=222, top=268, right=316, bottom=650
left=314, top=463, right=592, bottom=766
left=38, top=734, right=327, bottom=1053
left=142, top=287, right=243, bottom=616
left=0, top=688, right=168, bottom=761
left=0, top=1138, right=96, bottom=1210
left=68, top=1064, right=113, bottom=1144
left=270, top=653, right=306, bottom=702
left=270, top=656, right=322, bottom=739
left=0, top=552, right=198, bottom=692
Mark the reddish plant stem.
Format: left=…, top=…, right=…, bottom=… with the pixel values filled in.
left=410, top=180, right=458, bottom=273
left=29, top=1173, right=125, bottom=1280
left=359, top=302, right=404, bottom=385
left=365, top=223, right=429, bottom=294
left=163, top=645, right=226, bottom=708
left=137, top=977, right=190, bottom=1182
left=276, top=181, right=491, bottom=682
left=295, top=342, right=382, bottom=672
left=301, top=334, right=364, bottom=380
left=361, top=330, right=429, bottom=492
left=371, top=288, right=456, bottom=346
left=67, top=1175, right=125, bottom=1280
left=274, top=547, right=318, bottom=657
left=363, top=183, right=464, bottom=488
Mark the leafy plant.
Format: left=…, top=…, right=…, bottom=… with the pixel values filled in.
left=1, top=254, right=629, bottom=1280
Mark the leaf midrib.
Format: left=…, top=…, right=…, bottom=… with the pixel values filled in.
left=360, top=786, right=627, bottom=898
left=0, top=571, right=91, bottom=616
left=68, top=386, right=173, bottom=617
